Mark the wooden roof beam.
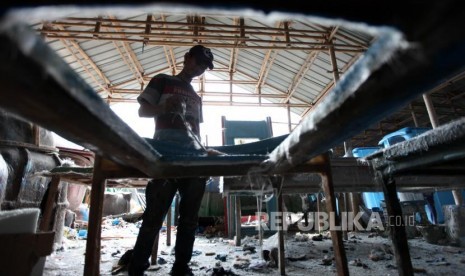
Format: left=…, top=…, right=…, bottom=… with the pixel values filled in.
left=300, top=36, right=369, bottom=117
left=283, top=51, right=318, bottom=103
left=228, top=17, right=242, bottom=73
left=61, top=39, right=109, bottom=96
left=55, top=16, right=330, bottom=34
left=107, top=15, right=145, bottom=85
left=160, top=14, right=177, bottom=76
left=110, top=89, right=288, bottom=99
left=233, top=66, right=310, bottom=104
left=38, top=34, right=366, bottom=52
left=108, top=98, right=311, bottom=108
left=254, top=21, right=284, bottom=94
left=43, top=23, right=111, bottom=95
left=143, top=14, right=152, bottom=44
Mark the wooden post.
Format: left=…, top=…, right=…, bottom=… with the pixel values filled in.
left=321, top=153, right=349, bottom=276
left=32, top=124, right=40, bottom=146
left=257, top=196, right=264, bottom=259
left=223, top=197, right=229, bottom=237
left=174, top=194, right=180, bottom=226
left=276, top=187, right=286, bottom=275
left=378, top=172, right=414, bottom=276
left=39, top=176, right=61, bottom=231
left=452, top=190, right=464, bottom=205
left=228, top=195, right=235, bottom=239
left=317, top=193, right=322, bottom=233
left=234, top=196, right=241, bottom=246
left=350, top=193, right=361, bottom=232
left=151, top=233, right=159, bottom=265
left=84, top=155, right=107, bottom=276
left=423, top=93, right=463, bottom=206
left=350, top=193, right=361, bottom=216
left=167, top=202, right=172, bottom=246
left=337, top=193, right=348, bottom=240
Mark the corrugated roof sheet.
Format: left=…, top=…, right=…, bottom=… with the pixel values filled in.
left=21, top=6, right=465, bottom=152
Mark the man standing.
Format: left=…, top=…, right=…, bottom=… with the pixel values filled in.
left=128, top=45, right=214, bottom=276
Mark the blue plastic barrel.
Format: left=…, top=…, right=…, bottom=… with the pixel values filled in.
left=352, top=147, right=384, bottom=210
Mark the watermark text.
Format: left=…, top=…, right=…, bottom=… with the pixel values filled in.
left=257, top=211, right=415, bottom=232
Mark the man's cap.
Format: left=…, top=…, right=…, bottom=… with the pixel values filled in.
left=189, top=45, right=214, bottom=70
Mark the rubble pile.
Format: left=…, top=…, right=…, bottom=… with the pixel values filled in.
left=43, top=218, right=465, bottom=276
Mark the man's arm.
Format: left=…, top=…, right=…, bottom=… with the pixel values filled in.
left=138, top=96, right=186, bottom=118
left=138, top=98, right=165, bottom=118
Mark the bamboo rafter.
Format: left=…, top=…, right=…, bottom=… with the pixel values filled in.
left=37, top=16, right=367, bottom=52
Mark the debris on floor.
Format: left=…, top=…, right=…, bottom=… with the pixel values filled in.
left=43, top=217, right=465, bottom=276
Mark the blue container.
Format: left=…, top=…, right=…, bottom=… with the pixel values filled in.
left=378, top=127, right=431, bottom=148
left=352, top=147, right=382, bottom=158
left=432, top=190, right=465, bottom=224
left=79, top=205, right=89, bottom=222
left=78, top=229, right=87, bottom=239
left=377, top=126, right=460, bottom=224
left=362, top=192, right=385, bottom=210
left=352, top=147, right=384, bottom=210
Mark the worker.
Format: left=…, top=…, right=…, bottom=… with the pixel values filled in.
left=128, top=45, right=214, bottom=276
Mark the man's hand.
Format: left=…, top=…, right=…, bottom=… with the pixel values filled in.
left=164, top=96, right=186, bottom=115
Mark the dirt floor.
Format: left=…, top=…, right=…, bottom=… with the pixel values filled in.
left=42, top=219, right=465, bottom=276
